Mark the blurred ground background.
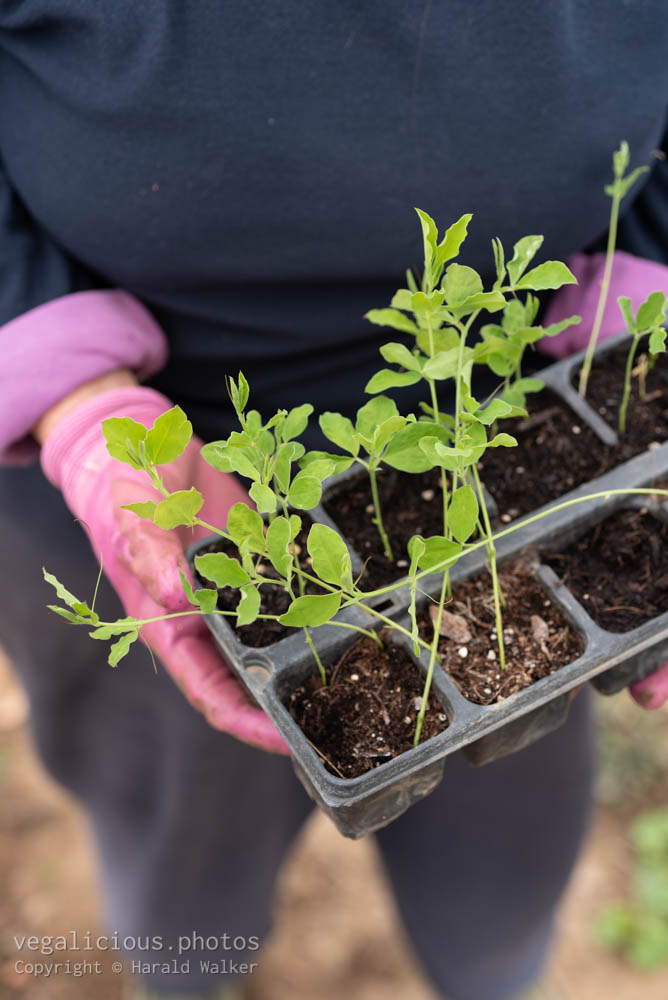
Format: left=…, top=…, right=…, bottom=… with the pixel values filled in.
left=1, top=645, right=668, bottom=1000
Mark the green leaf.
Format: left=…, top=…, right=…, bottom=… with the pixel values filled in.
left=390, top=288, right=414, bottom=311
left=364, top=308, right=420, bottom=335
left=373, top=415, right=407, bottom=452
left=289, top=514, right=302, bottom=540
left=287, top=472, right=322, bottom=509
left=144, top=406, right=192, bottom=465
left=265, top=516, right=293, bottom=578
left=200, top=441, right=234, bottom=473
left=415, top=207, right=438, bottom=277
left=416, top=325, right=459, bottom=356
left=491, top=236, right=506, bottom=287
left=434, top=213, right=473, bottom=273
left=300, top=451, right=354, bottom=475
left=419, top=439, right=468, bottom=472
left=226, top=503, right=266, bottom=552
left=249, top=482, right=278, bottom=514
left=307, top=524, right=353, bottom=588
left=411, top=290, right=445, bottom=315
left=48, top=605, right=88, bottom=624
left=153, top=488, right=203, bottom=529
left=102, top=416, right=147, bottom=469
left=43, top=569, right=84, bottom=610
left=200, top=443, right=260, bottom=481
left=297, top=458, right=336, bottom=483
left=506, top=235, right=544, bottom=285
left=515, top=261, right=577, bottom=291
left=227, top=372, right=250, bottom=414
left=407, top=534, right=426, bottom=573
left=282, top=403, right=313, bottom=442
left=195, top=588, right=218, bottom=613
left=379, top=342, right=424, bottom=372
left=457, top=290, right=506, bottom=314
left=237, top=584, right=261, bottom=627
left=108, top=630, right=139, bottom=667
left=542, top=314, right=582, bottom=337
left=278, top=592, right=342, bottom=627
left=476, top=398, right=515, bottom=425
left=383, top=422, right=450, bottom=472
left=616, top=165, right=649, bottom=199
left=121, top=499, right=158, bottom=521
left=458, top=421, right=488, bottom=466
left=636, top=291, right=667, bottom=330
left=613, top=140, right=631, bottom=179
left=195, top=552, right=251, bottom=588
left=365, top=369, right=422, bottom=393
left=649, top=328, right=667, bottom=355
left=421, top=346, right=461, bottom=381
left=448, top=485, right=479, bottom=543
left=355, top=396, right=399, bottom=441
left=442, top=263, right=483, bottom=306
left=618, top=295, right=636, bottom=333
left=488, top=432, right=518, bottom=448
left=413, top=535, right=462, bottom=571
left=319, top=412, right=359, bottom=455
left=89, top=618, right=138, bottom=639
left=273, top=441, right=301, bottom=492
left=512, top=377, right=544, bottom=394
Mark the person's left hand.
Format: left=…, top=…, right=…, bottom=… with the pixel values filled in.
left=542, top=249, right=668, bottom=710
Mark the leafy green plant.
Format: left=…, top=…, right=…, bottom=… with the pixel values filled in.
left=43, top=205, right=668, bottom=760
left=596, top=809, right=668, bottom=969
left=616, top=291, right=667, bottom=434
left=578, top=141, right=650, bottom=397
left=316, top=397, right=418, bottom=562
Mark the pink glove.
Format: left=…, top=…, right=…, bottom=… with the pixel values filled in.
left=542, top=249, right=668, bottom=710
left=41, top=385, right=288, bottom=753
left=540, top=250, right=668, bottom=358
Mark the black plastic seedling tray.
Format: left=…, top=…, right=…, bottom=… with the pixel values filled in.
left=187, top=333, right=668, bottom=837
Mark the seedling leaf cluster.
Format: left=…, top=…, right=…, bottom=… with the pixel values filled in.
left=44, top=170, right=668, bottom=757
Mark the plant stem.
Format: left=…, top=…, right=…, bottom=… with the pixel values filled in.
left=368, top=461, right=394, bottom=562
left=414, top=573, right=447, bottom=746
left=619, top=334, right=640, bottom=435
left=303, top=626, right=327, bottom=686
left=472, top=463, right=506, bottom=669
left=578, top=188, right=621, bottom=397
left=195, top=518, right=233, bottom=541
left=326, top=620, right=384, bottom=647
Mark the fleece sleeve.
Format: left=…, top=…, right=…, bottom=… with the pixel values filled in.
left=0, top=155, right=168, bottom=464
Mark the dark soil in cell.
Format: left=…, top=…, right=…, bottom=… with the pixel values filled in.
left=543, top=508, right=668, bottom=633
left=286, top=636, right=447, bottom=779
left=322, top=467, right=447, bottom=590
left=196, top=521, right=322, bottom=647
left=479, top=390, right=615, bottom=521
left=573, top=345, right=668, bottom=458
left=417, top=561, right=583, bottom=705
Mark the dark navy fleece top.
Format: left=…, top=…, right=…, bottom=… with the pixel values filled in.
left=1, top=1, right=667, bottom=440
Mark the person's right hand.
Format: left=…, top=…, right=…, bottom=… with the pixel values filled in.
left=38, top=379, right=288, bottom=754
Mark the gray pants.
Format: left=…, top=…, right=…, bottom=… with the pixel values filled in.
left=0, top=464, right=594, bottom=1000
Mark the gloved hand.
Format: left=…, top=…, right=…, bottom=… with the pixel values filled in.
left=40, top=384, right=288, bottom=753
left=541, top=249, right=668, bottom=710
left=538, top=250, right=668, bottom=359
left=540, top=249, right=668, bottom=358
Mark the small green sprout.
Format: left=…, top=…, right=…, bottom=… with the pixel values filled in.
left=616, top=291, right=667, bottom=434
left=579, top=141, right=650, bottom=397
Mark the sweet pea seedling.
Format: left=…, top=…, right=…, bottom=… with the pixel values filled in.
left=578, top=141, right=650, bottom=397
left=616, top=291, right=667, bottom=434
left=44, top=204, right=668, bottom=758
